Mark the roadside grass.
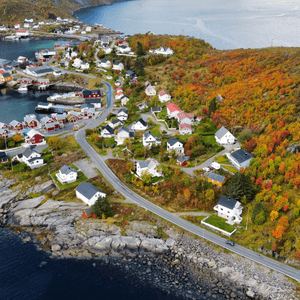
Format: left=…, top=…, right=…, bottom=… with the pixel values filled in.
left=180, top=215, right=207, bottom=226
left=203, top=215, right=235, bottom=233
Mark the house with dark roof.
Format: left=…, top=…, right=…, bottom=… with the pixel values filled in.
left=25, top=66, right=54, bottom=77
left=101, top=124, right=115, bottom=138
left=227, top=148, right=254, bottom=170
left=0, top=151, right=8, bottom=163
left=56, top=165, right=78, bottom=184
left=143, top=131, right=161, bottom=148
left=16, top=148, right=45, bottom=169
left=151, top=107, right=162, bottom=113
left=167, top=137, right=184, bottom=154
left=117, top=108, right=128, bottom=121
left=138, top=101, right=148, bottom=111
left=215, top=126, right=236, bottom=145
left=126, top=70, right=137, bottom=78
left=109, top=118, right=124, bottom=129
left=131, top=118, right=148, bottom=131
left=112, top=61, right=124, bottom=71
left=207, top=172, right=226, bottom=187
left=75, top=182, right=106, bottom=206
left=177, top=155, right=189, bottom=166
left=98, top=59, right=111, bottom=69
left=153, top=47, right=174, bottom=56
left=121, top=95, right=130, bottom=106
left=213, top=195, right=243, bottom=224
left=136, top=158, right=163, bottom=178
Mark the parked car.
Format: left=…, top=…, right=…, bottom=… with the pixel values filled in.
left=202, top=167, right=210, bottom=172
left=211, top=162, right=221, bottom=170
left=208, top=166, right=214, bottom=170
left=104, top=144, right=108, bottom=148
left=110, top=144, right=115, bottom=148
left=225, top=240, right=235, bottom=246
left=53, top=70, right=62, bottom=76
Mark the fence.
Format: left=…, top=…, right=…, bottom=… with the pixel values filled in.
left=201, top=216, right=236, bottom=237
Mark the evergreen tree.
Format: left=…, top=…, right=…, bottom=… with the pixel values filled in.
left=251, top=202, right=265, bottom=225
left=208, top=98, right=217, bottom=118
left=226, top=172, right=256, bottom=202
left=137, top=41, right=144, bottom=56
left=92, top=196, right=114, bottom=218
left=126, top=58, right=131, bottom=70
left=134, top=59, right=145, bottom=76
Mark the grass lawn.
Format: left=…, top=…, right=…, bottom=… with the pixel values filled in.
left=215, top=155, right=230, bottom=164
left=201, top=135, right=219, bottom=147
left=51, top=170, right=88, bottom=190
left=157, top=107, right=167, bottom=119
left=223, top=165, right=238, bottom=174
left=203, top=215, right=235, bottom=233
left=12, top=163, right=26, bottom=173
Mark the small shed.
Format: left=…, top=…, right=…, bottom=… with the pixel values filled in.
left=208, top=172, right=226, bottom=187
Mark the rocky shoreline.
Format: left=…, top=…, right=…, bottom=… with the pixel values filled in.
left=0, top=175, right=297, bottom=300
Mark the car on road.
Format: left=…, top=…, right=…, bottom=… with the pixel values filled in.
left=208, top=166, right=214, bottom=170
left=226, top=240, right=235, bottom=246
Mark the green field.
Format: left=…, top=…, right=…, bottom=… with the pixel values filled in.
left=203, top=215, right=235, bottom=233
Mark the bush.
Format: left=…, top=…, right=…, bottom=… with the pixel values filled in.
left=8, top=141, right=15, bottom=148
left=57, top=151, right=64, bottom=156
left=85, top=129, right=93, bottom=136
left=251, top=202, right=265, bottom=224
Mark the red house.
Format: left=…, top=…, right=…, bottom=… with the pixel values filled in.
left=38, top=78, right=50, bottom=85
left=22, top=78, right=35, bottom=84
left=9, top=120, right=23, bottom=131
left=52, top=113, right=66, bottom=124
left=25, top=129, right=45, bottom=145
left=0, top=129, right=9, bottom=139
left=82, top=90, right=101, bottom=99
left=24, top=115, right=39, bottom=129
left=44, top=122, right=59, bottom=131
left=0, top=122, right=9, bottom=130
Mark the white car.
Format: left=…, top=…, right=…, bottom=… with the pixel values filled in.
left=106, top=75, right=113, bottom=79
left=53, top=70, right=62, bottom=76
left=211, top=162, right=221, bottom=170
left=202, top=167, right=210, bottom=172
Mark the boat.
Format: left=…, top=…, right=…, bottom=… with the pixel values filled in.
left=18, top=85, right=28, bottom=92
left=4, top=35, right=19, bottom=40
left=17, top=56, right=28, bottom=64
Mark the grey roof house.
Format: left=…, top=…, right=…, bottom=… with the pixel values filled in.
left=75, top=182, right=106, bottom=206
left=227, top=148, right=254, bottom=170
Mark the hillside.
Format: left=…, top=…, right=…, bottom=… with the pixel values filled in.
left=117, top=34, right=300, bottom=263
left=0, top=0, right=127, bottom=26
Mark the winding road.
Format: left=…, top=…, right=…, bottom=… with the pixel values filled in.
left=73, top=79, right=300, bottom=282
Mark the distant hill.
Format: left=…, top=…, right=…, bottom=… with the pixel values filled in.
left=0, top=0, right=128, bottom=26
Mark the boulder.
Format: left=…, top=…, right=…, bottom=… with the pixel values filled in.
left=166, top=238, right=176, bottom=247
left=120, top=236, right=141, bottom=250
left=216, top=94, right=224, bottom=103
left=0, top=191, right=19, bottom=209
left=93, top=237, right=113, bottom=251
left=140, top=238, right=169, bottom=254
left=35, top=176, right=42, bottom=182
left=13, top=209, right=32, bottom=226
left=52, top=190, right=60, bottom=196
left=11, top=196, right=45, bottom=212
left=51, top=244, right=61, bottom=251
left=286, top=143, right=300, bottom=154
left=246, top=289, right=255, bottom=298
left=111, top=236, right=126, bottom=251
left=36, top=199, right=61, bottom=211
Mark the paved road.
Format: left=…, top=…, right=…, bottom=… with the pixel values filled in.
left=74, top=81, right=300, bottom=282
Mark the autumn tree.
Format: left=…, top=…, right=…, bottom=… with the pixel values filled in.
left=48, top=137, right=62, bottom=150
left=12, top=134, right=22, bottom=143
left=205, top=189, right=215, bottom=202
left=97, top=50, right=105, bottom=59
left=270, top=210, right=279, bottom=221
left=91, top=133, right=99, bottom=143
left=251, top=202, right=265, bottom=224
left=226, top=172, right=256, bottom=202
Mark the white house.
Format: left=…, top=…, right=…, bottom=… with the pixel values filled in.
left=101, top=124, right=115, bottom=138
left=115, top=126, right=134, bottom=145
left=177, top=112, right=194, bottom=125
left=103, top=47, right=112, bottom=54
left=25, top=67, right=54, bottom=77
left=117, top=45, right=131, bottom=53
left=143, top=131, right=161, bottom=148
left=179, top=123, right=193, bottom=135
left=14, top=23, right=21, bottom=29
left=136, top=158, right=163, bottom=178
left=158, top=90, right=171, bottom=103
left=153, top=46, right=174, bottom=56
left=72, top=58, right=82, bottom=69
left=16, top=148, right=45, bottom=169
left=145, top=85, right=156, bottom=96
left=38, top=21, right=44, bottom=25
left=56, top=165, right=78, bottom=184
left=117, top=108, right=128, bottom=121
left=213, top=195, right=243, bottom=224
left=227, top=148, right=254, bottom=170
left=112, top=61, right=124, bottom=71
left=115, top=90, right=124, bottom=100
left=131, top=118, right=148, bottom=131
left=24, top=18, right=34, bottom=23
left=23, top=23, right=31, bottom=29
left=121, top=95, right=130, bottom=106
left=80, top=62, right=90, bottom=70
left=215, top=126, right=236, bottom=144
left=75, top=182, right=106, bottom=206
left=167, top=137, right=184, bottom=154
left=86, top=26, right=92, bottom=32
left=138, top=101, right=148, bottom=111
left=109, top=119, right=124, bottom=129
left=98, top=59, right=111, bottom=69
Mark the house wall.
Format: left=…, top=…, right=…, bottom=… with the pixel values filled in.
left=208, top=178, right=223, bottom=187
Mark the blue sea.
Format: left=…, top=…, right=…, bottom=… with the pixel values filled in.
left=0, top=228, right=183, bottom=300
left=75, top=0, right=300, bottom=50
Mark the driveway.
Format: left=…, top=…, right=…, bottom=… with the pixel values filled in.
left=73, top=159, right=98, bottom=179
left=141, top=113, right=175, bottom=135
left=182, top=143, right=240, bottom=176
